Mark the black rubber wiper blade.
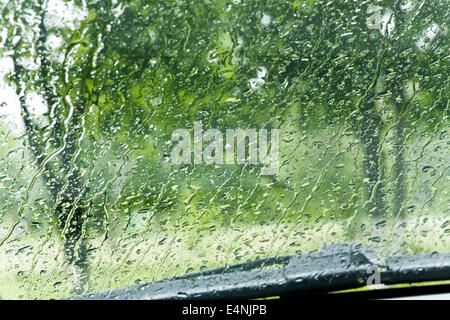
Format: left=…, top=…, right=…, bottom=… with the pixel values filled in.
left=72, top=242, right=450, bottom=300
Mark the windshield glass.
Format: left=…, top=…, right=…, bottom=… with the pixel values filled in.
left=0, top=0, right=448, bottom=299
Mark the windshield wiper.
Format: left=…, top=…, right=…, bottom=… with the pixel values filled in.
left=72, top=242, right=450, bottom=300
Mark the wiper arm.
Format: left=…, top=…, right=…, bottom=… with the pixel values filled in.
left=72, top=242, right=450, bottom=300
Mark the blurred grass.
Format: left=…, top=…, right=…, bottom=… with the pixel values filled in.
left=1, top=213, right=448, bottom=300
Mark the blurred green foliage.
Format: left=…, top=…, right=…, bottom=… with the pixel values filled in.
left=0, top=0, right=448, bottom=299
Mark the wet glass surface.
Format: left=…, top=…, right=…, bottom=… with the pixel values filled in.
left=0, top=0, right=448, bottom=299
